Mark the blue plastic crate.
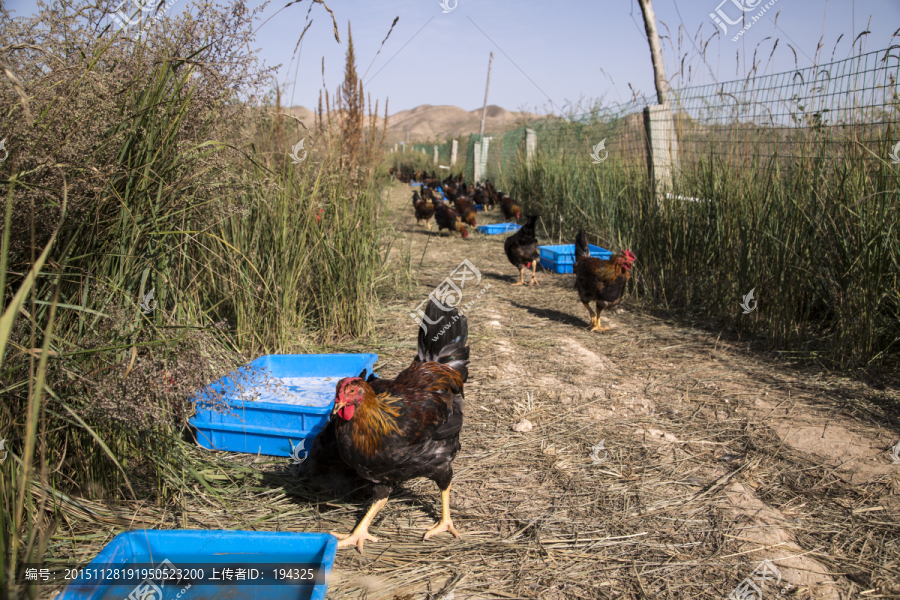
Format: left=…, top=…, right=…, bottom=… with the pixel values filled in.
left=476, top=223, right=521, bottom=235
left=57, top=530, right=336, bottom=600
left=409, top=181, right=422, bottom=187
left=539, top=244, right=612, bottom=274
left=190, top=353, right=377, bottom=457
left=474, top=204, right=485, bottom=212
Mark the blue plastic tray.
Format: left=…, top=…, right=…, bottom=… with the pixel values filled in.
left=474, top=204, right=485, bottom=212
left=539, top=243, right=612, bottom=274
left=476, top=223, right=521, bottom=234
left=190, top=353, right=377, bottom=457
left=57, top=530, right=336, bottom=600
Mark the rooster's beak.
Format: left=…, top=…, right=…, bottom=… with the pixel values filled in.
left=332, top=400, right=347, bottom=415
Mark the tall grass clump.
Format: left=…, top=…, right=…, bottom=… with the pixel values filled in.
left=0, top=0, right=390, bottom=594
left=205, top=148, right=386, bottom=352
left=508, top=119, right=900, bottom=371
left=388, top=149, right=439, bottom=174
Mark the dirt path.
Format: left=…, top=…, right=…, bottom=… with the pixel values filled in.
left=322, top=183, right=900, bottom=600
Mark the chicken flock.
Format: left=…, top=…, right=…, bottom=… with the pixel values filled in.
left=300, top=168, right=636, bottom=553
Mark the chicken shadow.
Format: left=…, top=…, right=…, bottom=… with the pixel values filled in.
left=483, top=268, right=567, bottom=287
left=256, top=464, right=446, bottom=525
left=641, top=307, right=900, bottom=415
left=509, top=301, right=588, bottom=328
left=423, top=230, right=463, bottom=238
left=481, top=271, right=519, bottom=284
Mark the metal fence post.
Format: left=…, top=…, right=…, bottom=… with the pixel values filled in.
left=434, top=145, right=439, bottom=164
left=644, top=104, right=679, bottom=204
left=450, top=140, right=458, bottom=166
left=525, top=128, right=536, bottom=171
left=473, top=142, right=482, bottom=183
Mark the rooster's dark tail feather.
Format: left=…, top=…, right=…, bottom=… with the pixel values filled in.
left=417, top=297, right=469, bottom=382
left=575, top=230, right=591, bottom=260
left=522, top=215, right=539, bottom=237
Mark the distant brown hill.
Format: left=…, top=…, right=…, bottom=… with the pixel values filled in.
left=283, top=104, right=546, bottom=145
left=384, top=105, right=544, bottom=144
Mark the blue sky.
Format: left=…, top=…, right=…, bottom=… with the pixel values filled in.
left=6, top=0, right=900, bottom=114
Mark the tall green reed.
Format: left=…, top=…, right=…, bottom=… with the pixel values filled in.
left=204, top=146, right=386, bottom=352
left=508, top=132, right=899, bottom=370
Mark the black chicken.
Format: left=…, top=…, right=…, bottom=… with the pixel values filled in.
left=504, top=215, right=540, bottom=286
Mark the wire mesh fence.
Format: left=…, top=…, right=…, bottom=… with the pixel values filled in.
left=415, top=47, right=900, bottom=192
left=401, top=101, right=653, bottom=188
left=407, top=140, right=467, bottom=172
left=669, top=47, right=900, bottom=179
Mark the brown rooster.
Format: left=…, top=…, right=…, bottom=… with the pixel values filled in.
left=444, top=187, right=458, bottom=203
left=574, top=230, right=635, bottom=332
left=434, top=203, right=469, bottom=238
left=454, top=197, right=477, bottom=228
left=499, top=194, right=521, bottom=221
left=413, top=192, right=435, bottom=230
left=329, top=298, right=469, bottom=552
left=422, top=187, right=438, bottom=203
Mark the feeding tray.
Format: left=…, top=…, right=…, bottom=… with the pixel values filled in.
left=57, top=530, right=336, bottom=600
left=538, top=244, right=612, bottom=274
left=476, top=223, right=521, bottom=235
left=189, top=353, right=377, bottom=457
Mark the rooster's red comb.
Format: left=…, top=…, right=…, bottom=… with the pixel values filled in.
left=336, top=377, right=363, bottom=395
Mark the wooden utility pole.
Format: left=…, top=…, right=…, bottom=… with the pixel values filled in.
left=637, top=0, right=678, bottom=204
left=636, top=0, right=669, bottom=106
left=478, top=52, right=494, bottom=138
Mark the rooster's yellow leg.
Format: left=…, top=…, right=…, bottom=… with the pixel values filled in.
left=511, top=268, right=526, bottom=286
left=331, top=496, right=388, bottom=553
left=593, top=303, right=611, bottom=332
left=528, top=261, right=539, bottom=286
left=424, top=484, right=461, bottom=540
left=583, top=302, right=598, bottom=330
left=592, top=321, right=611, bottom=332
